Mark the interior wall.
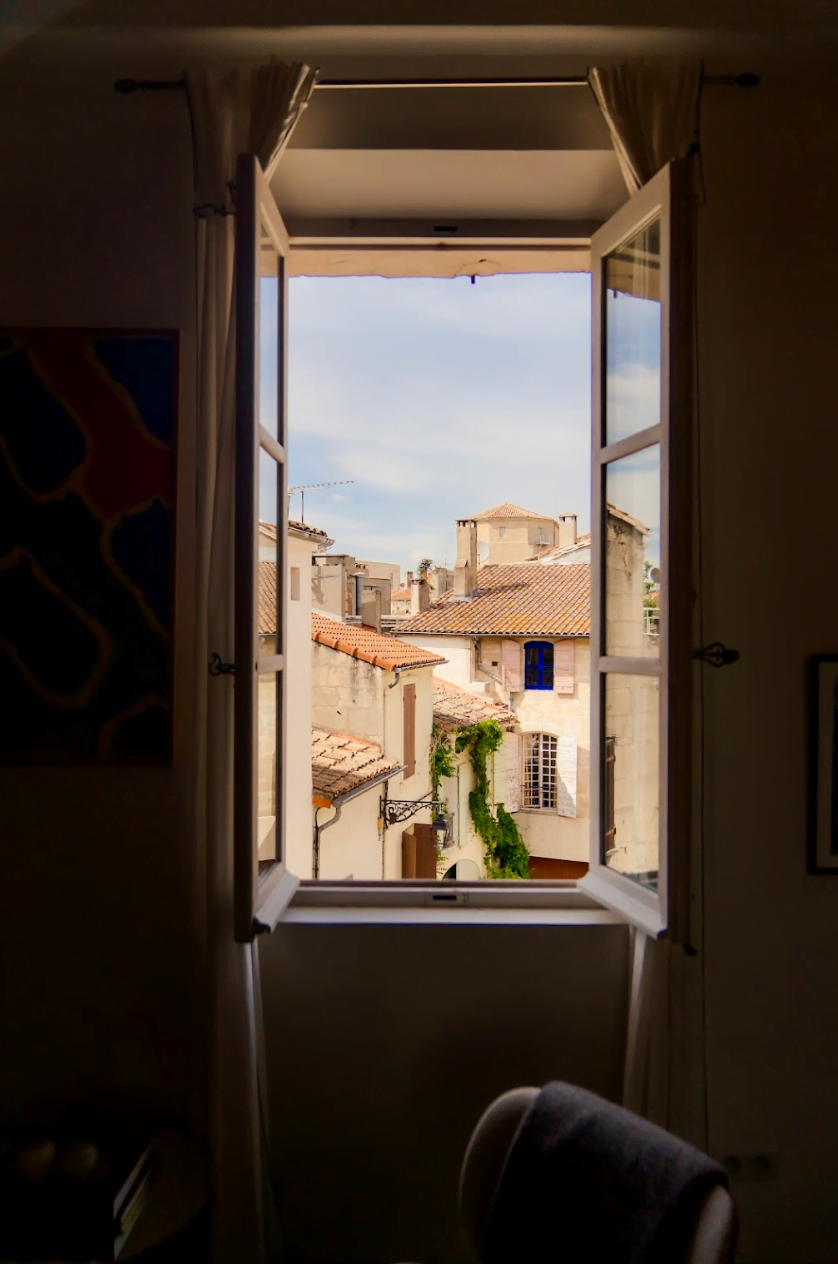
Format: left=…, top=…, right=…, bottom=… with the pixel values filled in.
left=698, top=72, right=838, bottom=1264
left=0, top=79, right=202, bottom=1127
left=258, top=923, right=629, bottom=1264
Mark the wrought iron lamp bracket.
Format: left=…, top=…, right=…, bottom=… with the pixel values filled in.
left=381, top=797, right=447, bottom=828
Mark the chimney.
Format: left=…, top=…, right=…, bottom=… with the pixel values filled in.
left=411, top=578, right=430, bottom=615
left=454, top=518, right=478, bottom=599
left=406, top=571, right=413, bottom=588
left=558, top=513, right=578, bottom=550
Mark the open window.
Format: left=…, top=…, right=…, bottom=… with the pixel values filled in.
left=234, top=153, right=298, bottom=942
left=579, top=160, right=693, bottom=938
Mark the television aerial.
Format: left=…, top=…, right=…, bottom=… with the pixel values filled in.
left=287, top=480, right=354, bottom=524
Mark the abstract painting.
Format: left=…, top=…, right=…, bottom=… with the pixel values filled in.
left=0, top=330, right=177, bottom=763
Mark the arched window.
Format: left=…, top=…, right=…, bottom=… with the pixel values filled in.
left=524, top=733, right=558, bottom=809
left=524, top=640, right=553, bottom=689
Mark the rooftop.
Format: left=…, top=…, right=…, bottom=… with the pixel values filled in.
left=470, top=502, right=558, bottom=523
left=433, top=679, right=515, bottom=731
left=394, top=563, right=590, bottom=638
left=391, top=588, right=412, bottom=601
left=312, top=612, right=447, bottom=671
left=259, top=561, right=279, bottom=636
left=312, top=728, right=400, bottom=804
left=530, top=532, right=592, bottom=562
left=259, top=518, right=332, bottom=541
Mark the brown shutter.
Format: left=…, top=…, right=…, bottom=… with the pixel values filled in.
left=413, top=822, right=437, bottom=879
left=501, top=640, right=523, bottom=693
left=403, top=682, right=416, bottom=778
left=553, top=640, right=574, bottom=694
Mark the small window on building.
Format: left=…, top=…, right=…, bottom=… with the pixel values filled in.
left=498, top=525, right=506, bottom=537
left=524, top=641, right=554, bottom=690
left=290, top=567, right=301, bottom=600
left=523, top=733, right=558, bottom=809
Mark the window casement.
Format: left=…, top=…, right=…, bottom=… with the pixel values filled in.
left=228, top=160, right=691, bottom=926
left=523, top=733, right=558, bottom=809
left=524, top=640, right=554, bottom=690
left=234, top=154, right=298, bottom=942
left=579, top=160, right=693, bottom=939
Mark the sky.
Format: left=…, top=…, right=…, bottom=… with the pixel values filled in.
left=258, top=269, right=661, bottom=576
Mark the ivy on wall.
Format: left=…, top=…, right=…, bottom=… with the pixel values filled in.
left=431, top=719, right=530, bottom=880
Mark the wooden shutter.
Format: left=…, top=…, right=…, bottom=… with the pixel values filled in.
left=403, top=682, right=416, bottom=778
left=503, top=732, right=521, bottom=812
left=553, top=640, right=575, bottom=694
left=557, top=735, right=578, bottom=819
left=501, top=640, right=523, bottom=693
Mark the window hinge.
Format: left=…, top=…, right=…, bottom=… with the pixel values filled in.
left=209, top=653, right=235, bottom=676
left=693, top=642, right=740, bottom=668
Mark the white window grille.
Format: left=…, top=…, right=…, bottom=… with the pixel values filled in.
left=523, top=733, right=558, bottom=809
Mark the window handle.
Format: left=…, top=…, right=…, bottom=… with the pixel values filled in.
left=693, top=642, right=739, bottom=668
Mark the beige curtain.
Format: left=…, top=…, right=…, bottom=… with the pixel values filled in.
left=589, top=60, right=702, bottom=195
left=186, top=57, right=315, bottom=1264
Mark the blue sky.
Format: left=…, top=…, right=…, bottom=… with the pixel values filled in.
left=261, top=272, right=591, bottom=574
left=259, top=271, right=660, bottom=576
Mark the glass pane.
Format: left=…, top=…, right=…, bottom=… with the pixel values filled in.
left=605, top=446, right=661, bottom=657
left=603, top=674, right=660, bottom=889
left=257, top=671, right=280, bottom=865
left=605, top=217, right=661, bottom=444
left=258, top=447, right=279, bottom=656
left=260, top=268, right=280, bottom=442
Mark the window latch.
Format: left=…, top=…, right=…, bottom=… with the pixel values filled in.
left=209, top=653, right=235, bottom=676
left=693, top=642, right=740, bottom=668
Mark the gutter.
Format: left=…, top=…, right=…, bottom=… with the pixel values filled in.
left=388, top=658, right=448, bottom=687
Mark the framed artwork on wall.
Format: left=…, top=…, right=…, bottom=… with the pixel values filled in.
left=0, top=329, right=178, bottom=764
left=808, top=654, right=838, bottom=872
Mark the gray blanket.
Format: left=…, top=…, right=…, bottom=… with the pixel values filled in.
left=484, top=1082, right=727, bottom=1264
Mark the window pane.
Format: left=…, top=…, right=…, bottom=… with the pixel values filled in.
left=603, top=673, right=660, bottom=889
left=258, top=447, right=279, bottom=656
left=524, top=734, right=539, bottom=806
left=605, top=217, right=661, bottom=445
left=541, top=734, right=557, bottom=808
left=258, top=671, right=280, bottom=866
left=542, top=644, right=554, bottom=689
left=605, top=446, right=661, bottom=657
left=260, top=266, right=280, bottom=442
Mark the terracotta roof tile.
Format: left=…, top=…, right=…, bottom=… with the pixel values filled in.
left=259, top=518, right=330, bottom=540
left=530, top=532, right=592, bottom=562
left=312, top=612, right=447, bottom=670
left=312, top=728, right=401, bottom=802
left=433, top=679, right=515, bottom=730
left=470, top=502, right=558, bottom=523
left=259, top=561, right=279, bottom=636
left=395, top=563, right=590, bottom=637
left=391, top=588, right=411, bottom=600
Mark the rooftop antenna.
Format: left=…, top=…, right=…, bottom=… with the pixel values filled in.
left=287, top=479, right=354, bottom=524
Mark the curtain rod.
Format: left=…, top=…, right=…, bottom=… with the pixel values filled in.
left=114, top=72, right=760, bottom=93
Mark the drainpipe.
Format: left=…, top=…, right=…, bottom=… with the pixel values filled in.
left=313, top=802, right=342, bottom=879
left=354, top=574, right=364, bottom=618
left=474, top=637, right=503, bottom=687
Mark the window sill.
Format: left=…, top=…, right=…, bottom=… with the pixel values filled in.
left=282, top=881, right=626, bottom=927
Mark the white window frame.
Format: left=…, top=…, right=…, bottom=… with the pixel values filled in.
left=234, top=153, right=298, bottom=942
left=230, top=185, right=691, bottom=928
left=578, top=160, right=693, bottom=940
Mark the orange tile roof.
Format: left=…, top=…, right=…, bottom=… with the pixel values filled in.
left=259, top=561, right=279, bottom=636
left=394, top=563, right=590, bottom=637
left=433, top=679, right=515, bottom=731
left=311, top=612, right=447, bottom=670
left=471, top=502, right=558, bottom=523
left=312, top=728, right=401, bottom=803
left=530, top=532, right=592, bottom=562
left=391, top=588, right=412, bottom=601
left=259, top=518, right=330, bottom=540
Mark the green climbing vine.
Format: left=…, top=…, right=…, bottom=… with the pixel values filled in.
left=429, top=718, right=530, bottom=879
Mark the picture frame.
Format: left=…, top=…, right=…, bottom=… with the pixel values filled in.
left=0, top=328, right=178, bottom=765
left=808, top=654, right=838, bottom=872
